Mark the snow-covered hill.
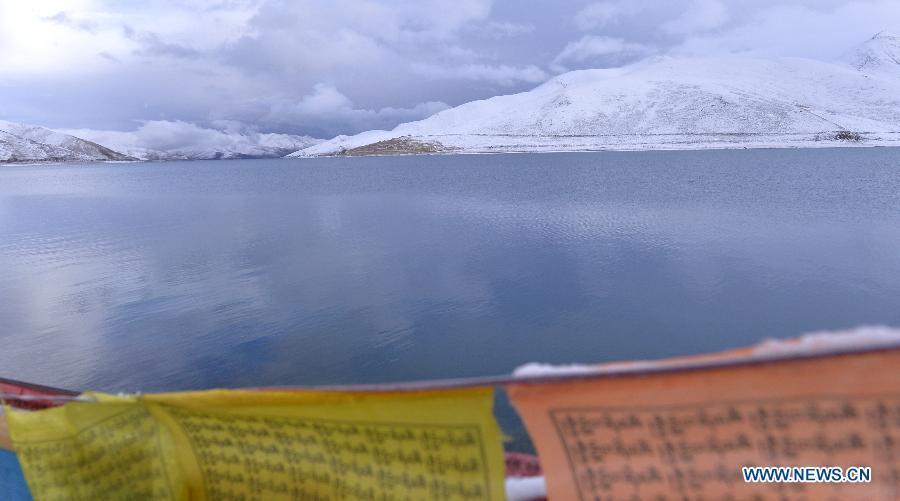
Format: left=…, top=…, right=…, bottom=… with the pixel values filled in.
left=842, top=32, right=900, bottom=74
left=293, top=33, right=900, bottom=157
left=0, top=120, right=133, bottom=163
left=64, top=122, right=323, bottom=161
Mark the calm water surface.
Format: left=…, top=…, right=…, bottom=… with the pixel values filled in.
left=1, top=149, right=899, bottom=447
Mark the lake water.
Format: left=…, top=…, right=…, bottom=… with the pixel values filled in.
left=2, top=148, right=899, bottom=449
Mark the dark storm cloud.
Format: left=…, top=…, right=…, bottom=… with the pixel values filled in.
left=1, top=0, right=897, bottom=138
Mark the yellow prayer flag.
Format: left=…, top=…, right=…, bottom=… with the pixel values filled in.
left=6, top=387, right=505, bottom=500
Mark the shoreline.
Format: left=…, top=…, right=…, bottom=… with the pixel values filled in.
left=4, top=139, right=900, bottom=165
left=293, top=131, right=900, bottom=158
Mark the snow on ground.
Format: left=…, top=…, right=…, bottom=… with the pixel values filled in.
left=293, top=33, right=900, bottom=157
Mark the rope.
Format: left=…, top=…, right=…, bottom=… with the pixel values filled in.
left=0, top=393, right=94, bottom=403
left=1, top=341, right=898, bottom=405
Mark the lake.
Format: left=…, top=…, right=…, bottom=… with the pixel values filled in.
left=1, top=148, right=899, bottom=450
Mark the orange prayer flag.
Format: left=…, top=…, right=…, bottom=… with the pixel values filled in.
left=509, top=333, right=900, bottom=500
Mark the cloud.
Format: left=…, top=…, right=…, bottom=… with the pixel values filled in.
left=261, top=84, right=449, bottom=136
left=220, top=0, right=493, bottom=72
left=0, top=1, right=122, bottom=74
left=411, top=63, right=548, bottom=86
left=1, top=0, right=898, bottom=137
left=287, top=84, right=354, bottom=115
left=552, top=35, right=653, bottom=72
left=574, top=2, right=644, bottom=31
left=63, top=121, right=241, bottom=152
left=473, top=21, right=535, bottom=39
left=672, top=1, right=900, bottom=59
left=97, top=51, right=120, bottom=62
left=123, top=26, right=202, bottom=58
left=661, top=0, right=728, bottom=35
left=117, top=120, right=247, bottom=151
left=62, top=120, right=317, bottom=156
left=43, top=11, right=99, bottom=33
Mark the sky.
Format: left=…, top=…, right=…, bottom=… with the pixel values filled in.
left=1, top=0, right=898, bottom=142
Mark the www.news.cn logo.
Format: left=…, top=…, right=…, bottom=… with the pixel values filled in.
left=743, top=466, right=872, bottom=483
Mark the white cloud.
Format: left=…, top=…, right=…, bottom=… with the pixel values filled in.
left=475, top=21, right=535, bottom=39
left=0, top=1, right=123, bottom=74
left=0, top=1, right=260, bottom=73
left=224, top=0, right=492, bottom=71
left=62, top=120, right=316, bottom=156
left=262, top=84, right=449, bottom=135
left=411, top=63, right=548, bottom=85
left=574, top=2, right=643, bottom=31
left=661, top=0, right=729, bottom=35
left=291, top=84, right=355, bottom=115
left=44, top=11, right=100, bottom=33
left=118, top=120, right=240, bottom=151
left=672, top=1, right=900, bottom=59
left=552, top=35, right=653, bottom=72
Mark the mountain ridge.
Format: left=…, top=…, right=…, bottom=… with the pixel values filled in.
left=0, top=120, right=323, bottom=163
left=293, top=33, right=900, bottom=157
left=63, top=125, right=323, bottom=161
left=0, top=120, right=134, bottom=163
left=841, top=31, right=900, bottom=73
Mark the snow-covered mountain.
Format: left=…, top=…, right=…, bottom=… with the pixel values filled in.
left=842, top=32, right=900, bottom=74
left=1, top=119, right=321, bottom=163
left=64, top=123, right=323, bottom=161
left=0, top=120, right=133, bottom=163
left=293, top=33, right=900, bottom=157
